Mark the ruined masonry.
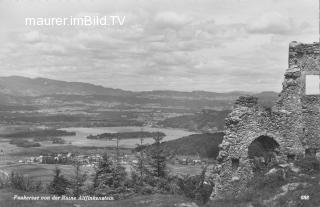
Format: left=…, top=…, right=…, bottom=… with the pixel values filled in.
left=213, top=41, right=320, bottom=198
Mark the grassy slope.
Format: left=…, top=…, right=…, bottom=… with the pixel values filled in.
left=8, top=145, right=131, bottom=157
left=207, top=161, right=320, bottom=207
left=208, top=175, right=320, bottom=207
left=159, top=133, right=224, bottom=158
left=158, top=110, right=230, bottom=132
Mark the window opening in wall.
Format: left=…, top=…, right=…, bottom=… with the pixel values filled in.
left=306, top=75, right=320, bottom=95
left=231, top=158, right=240, bottom=170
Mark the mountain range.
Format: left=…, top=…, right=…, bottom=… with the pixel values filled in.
left=0, top=76, right=278, bottom=107
left=0, top=76, right=130, bottom=97
left=0, top=76, right=280, bottom=131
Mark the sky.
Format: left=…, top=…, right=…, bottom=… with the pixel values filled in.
left=0, top=0, right=318, bottom=92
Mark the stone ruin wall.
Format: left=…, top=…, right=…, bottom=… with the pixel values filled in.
left=212, top=42, right=320, bottom=198
left=284, top=42, right=320, bottom=152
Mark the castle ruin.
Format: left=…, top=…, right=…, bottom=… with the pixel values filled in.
left=213, top=41, right=320, bottom=198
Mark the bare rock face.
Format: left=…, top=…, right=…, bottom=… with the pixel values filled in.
left=212, top=42, right=320, bottom=199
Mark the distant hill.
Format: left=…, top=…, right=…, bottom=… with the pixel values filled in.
left=0, top=76, right=278, bottom=100
left=0, top=76, right=131, bottom=97
left=0, top=93, right=16, bottom=104
left=0, top=92, right=32, bottom=105
left=0, top=76, right=279, bottom=129
left=137, top=90, right=251, bottom=100
left=0, top=76, right=279, bottom=110
left=156, top=132, right=225, bottom=158
left=156, top=91, right=278, bottom=132
left=158, top=110, right=230, bottom=132
left=255, top=91, right=279, bottom=108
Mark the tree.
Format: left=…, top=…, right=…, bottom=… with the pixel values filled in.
left=148, top=132, right=167, bottom=178
left=47, top=167, right=70, bottom=196
left=93, top=154, right=128, bottom=197
left=70, top=161, right=87, bottom=198
left=132, top=132, right=149, bottom=185
left=131, top=152, right=150, bottom=186
left=194, top=166, right=212, bottom=204
left=177, top=166, right=212, bottom=204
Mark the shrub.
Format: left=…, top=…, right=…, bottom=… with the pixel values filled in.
left=250, top=156, right=278, bottom=175
left=249, top=170, right=286, bottom=191
left=52, top=137, right=66, bottom=144
left=9, top=139, right=41, bottom=148
left=9, top=172, right=42, bottom=192
left=69, top=161, right=87, bottom=198
left=177, top=167, right=212, bottom=205
left=156, top=176, right=180, bottom=194
left=137, top=185, right=155, bottom=195
left=47, top=168, right=70, bottom=195
left=0, top=176, right=9, bottom=189
left=294, top=157, right=320, bottom=174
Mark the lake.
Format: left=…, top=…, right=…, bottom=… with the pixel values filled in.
left=60, top=127, right=194, bottom=148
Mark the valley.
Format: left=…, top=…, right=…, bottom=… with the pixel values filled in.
left=0, top=76, right=278, bottom=206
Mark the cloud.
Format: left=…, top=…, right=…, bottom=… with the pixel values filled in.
left=0, top=0, right=317, bottom=92
left=246, top=12, right=309, bottom=35
left=153, top=11, right=192, bottom=29
left=21, top=31, right=45, bottom=43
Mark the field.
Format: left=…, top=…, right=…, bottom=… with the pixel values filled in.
left=0, top=124, right=208, bottom=207
left=168, top=164, right=204, bottom=176
left=0, top=163, right=83, bottom=184
left=0, top=126, right=198, bottom=189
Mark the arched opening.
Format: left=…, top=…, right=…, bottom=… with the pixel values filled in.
left=248, top=135, right=280, bottom=164
left=231, top=158, right=240, bottom=170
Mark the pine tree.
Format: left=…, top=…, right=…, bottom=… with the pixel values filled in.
left=93, top=153, right=127, bottom=197
left=149, top=132, right=167, bottom=178
left=132, top=152, right=150, bottom=185
left=70, top=161, right=87, bottom=198
left=47, top=167, right=70, bottom=196
left=132, top=134, right=150, bottom=184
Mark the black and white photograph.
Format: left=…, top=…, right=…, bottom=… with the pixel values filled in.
left=0, top=0, right=320, bottom=206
